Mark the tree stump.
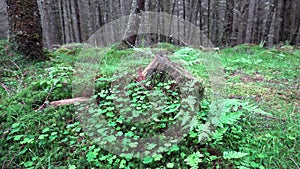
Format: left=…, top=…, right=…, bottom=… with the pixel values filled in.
left=141, top=54, right=204, bottom=102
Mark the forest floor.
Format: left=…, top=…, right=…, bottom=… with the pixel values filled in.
left=0, top=41, right=299, bottom=168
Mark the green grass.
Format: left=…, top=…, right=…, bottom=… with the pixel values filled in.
left=219, top=44, right=300, bottom=168
left=0, top=42, right=299, bottom=168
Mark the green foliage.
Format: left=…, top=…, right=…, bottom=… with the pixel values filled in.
left=0, top=43, right=299, bottom=168
left=154, top=43, right=181, bottom=53
left=223, top=151, right=248, bottom=160
left=184, top=152, right=203, bottom=168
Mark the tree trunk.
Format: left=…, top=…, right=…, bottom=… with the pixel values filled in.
left=212, top=0, right=220, bottom=45
left=263, top=0, right=277, bottom=47
left=278, top=0, right=291, bottom=43
left=199, top=0, right=203, bottom=44
left=74, top=0, right=83, bottom=42
left=245, top=0, right=256, bottom=43
left=59, top=0, right=66, bottom=44
left=207, top=0, right=211, bottom=40
left=289, top=0, right=300, bottom=45
left=0, top=1, right=9, bottom=38
left=122, top=0, right=145, bottom=47
left=223, top=0, right=234, bottom=46
left=6, top=0, right=46, bottom=61
left=168, top=0, right=177, bottom=44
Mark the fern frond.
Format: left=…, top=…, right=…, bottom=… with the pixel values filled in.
left=223, top=151, right=248, bottom=159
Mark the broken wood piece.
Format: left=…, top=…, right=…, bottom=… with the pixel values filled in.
left=50, top=97, right=90, bottom=107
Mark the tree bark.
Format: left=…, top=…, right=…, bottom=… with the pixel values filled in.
left=263, top=0, right=277, bottom=47
left=245, top=0, right=256, bottom=43
left=207, top=0, right=211, bottom=40
left=123, top=0, right=145, bottom=47
left=278, top=0, right=292, bottom=43
left=223, top=0, right=234, bottom=46
left=212, top=0, right=220, bottom=45
left=0, top=1, right=9, bottom=38
left=6, top=0, right=46, bottom=61
left=59, top=0, right=66, bottom=44
left=74, top=0, right=83, bottom=42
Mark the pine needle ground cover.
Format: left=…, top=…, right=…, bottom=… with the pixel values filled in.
left=0, top=41, right=299, bottom=168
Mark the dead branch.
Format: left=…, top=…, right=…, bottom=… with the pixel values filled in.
left=49, top=97, right=90, bottom=107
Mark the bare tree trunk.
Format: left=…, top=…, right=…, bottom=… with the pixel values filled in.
left=155, top=0, right=160, bottom=44
left=168, top=0, right=177, bottom=44
left=263, top=0, right=277, bottom=47
left=207, top=0, right=211, bottom=39
left=291, top=25, right=300, bottom=45
left=38, top=0, right=50, bottom=48
left=186, top=0, right=194, bottom=42
left=212, top=0, right=220, bottom=45
left=122, top=0, right=145, bottom=47
left=182, top=0, right=186, bottom=38
left=230, top=0, right=239, bottom=45
left=0, top=1, right=8, bottom=38
left=59, top=0, right=66, bottom=44
left=290, top=0, right=300, bottom=45
left=74, top=0, right=82, bottom=42
left=188, top=0, right=200, bottom=44
left=245, top=0, right=256, bottom=43
left=223, top=0, right=234, bottom=46
left=278, top=0, right=292, bottom=43
left=143, top=0, right=152, bottom=45
left=295, top=25, right=300, bottom=45
left=253, top=1, right=261, bottom=44
left=68, top=0, right=76, bottom=42
left=63, top=0, right=71, bottom=43
left=119, top=0, right=124, bottom=16
left=199, top=0, right=203, bottom=44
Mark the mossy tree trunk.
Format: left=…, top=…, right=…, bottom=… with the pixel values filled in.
left=6, top=0, right=46, bottom=61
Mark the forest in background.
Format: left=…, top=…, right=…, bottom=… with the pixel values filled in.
left=0, top=0, right=300, bottom=49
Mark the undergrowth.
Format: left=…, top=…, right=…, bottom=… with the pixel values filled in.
left=0, top=41, right=299, bottom=168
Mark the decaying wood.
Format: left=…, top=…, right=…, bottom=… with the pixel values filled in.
left=142, top=54, right=204, bottom=99
left=50, top=97, right=90, bottom=107
left=142, top=55, right=198, bottom=83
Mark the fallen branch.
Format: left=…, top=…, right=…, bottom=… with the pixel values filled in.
left=49, top=97, right=90, bottom=107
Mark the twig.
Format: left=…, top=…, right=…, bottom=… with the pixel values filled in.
left=10, top=60, right=24, bottom=91
left=10, top=60, right=22, bottom=74
left=36, top=85, right=53, bottom=112
left=123, top=40, right=135, bottom=48
left=2, top=158, right=7, bottom=169
left=290, top=157, right=300, bottom=169
left=4, top=145, right=25, bottom=169
left=1, top=83, right=10, bottom=94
